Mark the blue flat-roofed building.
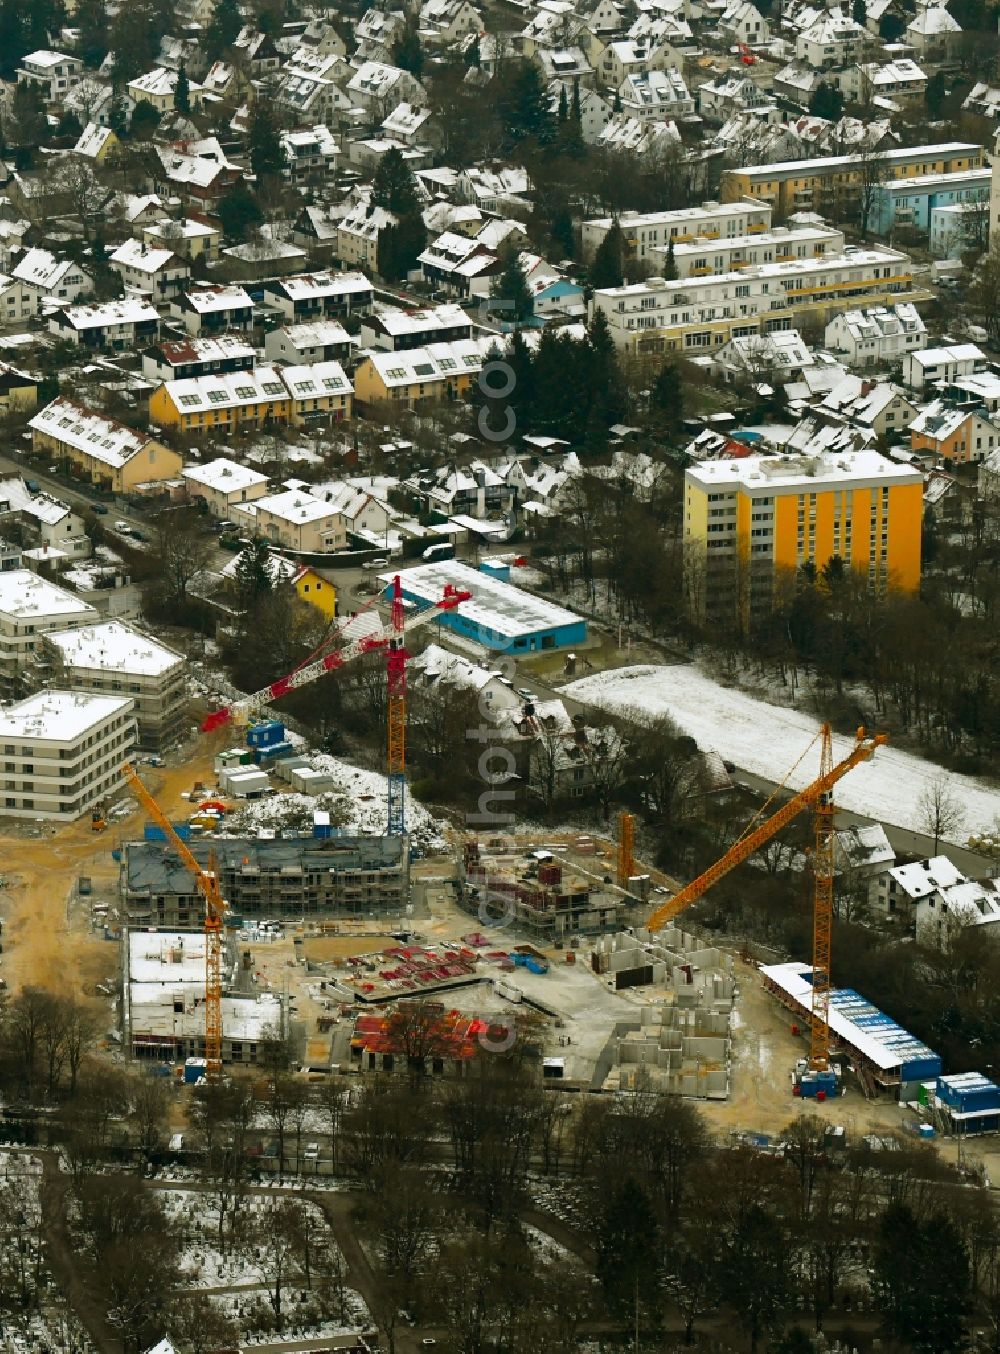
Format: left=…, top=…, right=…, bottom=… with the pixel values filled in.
left=382, top=559, right=587, bottom=653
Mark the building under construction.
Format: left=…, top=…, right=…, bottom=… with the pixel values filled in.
left=458, top=839, right=624, bottom=939
left=123, top=835, right=410, bottom=927
left=124, top=929, right=286, bottom=1065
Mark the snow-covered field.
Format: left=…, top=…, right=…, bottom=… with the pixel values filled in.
left=565, top=664, right=1000, bottom=842
left=221, top=752, right=447, bottom=851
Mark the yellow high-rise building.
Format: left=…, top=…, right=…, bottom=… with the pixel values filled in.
left=683, top=450, right=923, bottom=625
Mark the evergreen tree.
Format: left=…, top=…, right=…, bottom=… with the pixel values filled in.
left=586, top=308, right=626, bottom=431
left=595, top=1178, right=660, bottom=1317
left=108, top=87, right=129, bottom=138
left=76, top=0, right=111, bottom=66
left=377, top=211, right=425, bottom=283
left=874, top=1205, right=970, bottom=1354
left=248, top=99, right=284, bottom=180
left=217, top=183, right=264, bottom=240
left=129, top=98, right=161, bottom=139
left=174, top=61, right=191, bottom=115
left=498, top=59, right=555, bottom=150
left=205, top=0, right=242, bottom=58
left=925, top=69, right=947, bottom=118
left=613, top=86, right=622, bottom=112
left=371, top=147, right=421, bottom=215
left=590, top=221, right=625, bottom=289
left=852, top=0, right=867, bottom=23
left=557, top=84, right=568, bottom=123
left=233, top=539, right=274, bottom=606
left=651, top=362, right=684, bottom=429
left=507, top=328, right=535, bottom=427
left=663, top=238, right=677, bottom=280
left=549, top=202, right=575, bottom=260
left=572, top=77, right=581, bottom=124
left=391, top=19, right=424, bottom=79
left=490, top=246, right=534, bottom=325
left=464, top=34, right=480, bottom=68
left=808, top=80, right=843, bottom=120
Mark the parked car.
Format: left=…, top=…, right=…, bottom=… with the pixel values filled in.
left=91, top=503, right=108, bottom=516
left=362, top=557, right=389, bottom=570
left=114, top=520, right=131, bottom=533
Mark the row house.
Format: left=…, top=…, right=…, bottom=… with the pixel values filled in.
left=170, top=285, right=255, bottom=337
left=28, top=399, right=182, bottom=493
left=148, top=361, right=353, bottom=434
left=262, top=271, right=374, bottom=322
left=358, top=303, right=472, bottom=351
left=263, top=321, right=354, bottom=365
left=49, top=298, right=160, bottom=351
left=141, top=335, right=256, bottom=383
left=354, top=339, right=486, bottom=407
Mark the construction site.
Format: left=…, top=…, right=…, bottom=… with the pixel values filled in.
left=0, top=563, right=994, bottom=1178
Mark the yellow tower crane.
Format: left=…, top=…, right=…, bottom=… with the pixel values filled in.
left=646, top=725, right=886, bottom=1077
left=122, top=763, right=228, bottom=1080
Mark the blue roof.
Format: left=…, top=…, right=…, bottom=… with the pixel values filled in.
left=830, top=988, right=940, bottom=1076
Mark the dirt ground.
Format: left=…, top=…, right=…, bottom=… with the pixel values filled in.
left=0, top=735, right=228, bottom=1003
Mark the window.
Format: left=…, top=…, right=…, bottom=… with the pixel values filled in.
left=179, top=394, right=200, bottom=408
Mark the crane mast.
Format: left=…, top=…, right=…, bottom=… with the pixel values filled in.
left=122, top=762, right=227, bottom=1080
left=386, top=575, right=407, bottom=838
left=647, top=724, right=886, bottom=1075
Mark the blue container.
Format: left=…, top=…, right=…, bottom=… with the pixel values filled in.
left=184, top=1057, right=207, bottom=1085
left=111, top=849, right=122, bottom=862
left=799, top=1069, right=838, bottom=1099
left=144, top=822, right=192, bottom=842
left=247, top=720, right=285, bottom=750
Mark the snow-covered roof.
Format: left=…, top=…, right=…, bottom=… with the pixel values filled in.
left=46, top=621, right=184, bottom=677
left=0, top=689, right=130, bottom=742
left=382, top=559, right=583, bottom=641
left=58, top=298, right=160, bottom=330
left=365, top=338, right=486, bottom=388
left=179, top=284, right=253, bottom=315
left=182, top=457, right=268, bottom=494
left=254, top=487, right=344, bottom=525
left=110, top=239, right=184, bottom=275
left=30, top=398, right=152, bottom=470
left=890, top=855, right=965, bottom=899
left=12, top=248, right=81, bottom=291
left=687, top=448, right=920, bottom=493
left=73, top=122, right=116, bottom=158
left=276, top=319, right=352, bottom=351
left=268, top=270, right=373, bottom=301
left=152, top=335, right=255, bottom=366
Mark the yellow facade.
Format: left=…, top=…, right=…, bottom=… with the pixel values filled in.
left=722, top=146, right=984, bottom=215
left=684, top=458, right=923, bottom=623
left=149, top=386, right=351, bottom=434
left=294, top=567, right=336, bottom=618
left=353, top=359, right=478, bottom=407
left=150, top=387, right=288, bottom=433
left=31, top=426, right=182, bottom=493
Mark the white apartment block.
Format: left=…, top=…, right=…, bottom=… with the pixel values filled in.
left=902, top=343, right=987, bottom=391
left=0, top=570, right=96, bottom=694
left=17, top=50, right=83, bottom=102
left=39, top=622, right=187, bottom=753
left=590, top=247, right=923, bottom=356
left=0, top=690, right=135, bottom=821
left=581, top=200, right=774, bottom=263
left=653, top=223, right=844, bottom=278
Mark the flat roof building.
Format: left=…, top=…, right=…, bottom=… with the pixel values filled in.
left=684, top=450, right=923, bottom=624
left=384, top=560, right=587, bottom=653
left=0, top=689, right=135, bottom=820
left=39, top=621, right=187, bottom=752
left=0, top=568, right=96, bottom=693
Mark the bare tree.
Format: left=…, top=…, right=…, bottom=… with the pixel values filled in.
left=854, top=144, right=888, bottom=240
left=917, top=773, right=965, bottom=854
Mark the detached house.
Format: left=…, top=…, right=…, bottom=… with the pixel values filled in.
left=155, top=138, right=240, bottom=205
left=108, top=240, right=191, bottom=299
left=12, top=249, right=92, bottom=312
left=182, top=457, right=269, bottom=517
left=910, top=400, right=999, bottom=464
left=17, top=50, right=82, bottom=103
left=824, top=304, right=927, bottom=368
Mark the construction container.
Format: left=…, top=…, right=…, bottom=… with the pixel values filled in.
left=183, top=1057, right=207, bottom=1085
left=78, top=876, right=92, bottom=896
left=247, top=720, right=286, bottom=750
left=219, top=767, right=270, bottom=797
left=538, top=863, right=563, bottom=887
left=314, top=811, right=332, bottom=839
